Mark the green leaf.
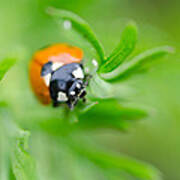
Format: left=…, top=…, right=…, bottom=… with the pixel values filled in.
left=11, top=129, right=37, bottom=180
left=12, top=130, right=37, bottom=180
left=85, top=150, right=162, bottom=180
left=47, top=7, right=105, bottom=64
left=67, top=136, right=162, bottom=180
left=88, top=74, right=115, bottom=99
left=78, top=99, right=147, bottom=130
left=0, top=57, right=16, bottom=81
left=1, top=113, right=37, bottom=180
left=88, top=74, right=134, bottom=101
left=102, top=46, right=174, bottom=81
left=80, top=101, right=98, bottom=114
left=99, top=23, right=137, bottom=73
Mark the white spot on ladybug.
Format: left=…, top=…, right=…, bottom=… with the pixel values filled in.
left=72, top=67, right=84, bottom=79
left=52, top=62, right=63, bottom=71
left=70, top=91, right=76, bottom=95
left=63, top=20, right=72, bottom=30
left=57, top=92, right=68, bottom=102
left=43, top=73, right=51, bottom=87
left=76, top=83, right=81, bottom=89
left=92, top=59, right=98, bottom=67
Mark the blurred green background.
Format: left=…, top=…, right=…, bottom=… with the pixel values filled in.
left=0, top=0, right=179, bottom=180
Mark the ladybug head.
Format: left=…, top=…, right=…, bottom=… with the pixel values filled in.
left=41, top=62, right=88, bottom=109
left=67, top=79, right=87, bottom=108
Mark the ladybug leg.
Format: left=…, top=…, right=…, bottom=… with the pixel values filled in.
left=67, top=97, right=79, bottom=110
left=79, top=90, right=87, bottom=103
left=67, top=101, right=74, bottom=110
left=84, top=74, right=92, bottom=87
left=53, top=101, right=59, bottom=107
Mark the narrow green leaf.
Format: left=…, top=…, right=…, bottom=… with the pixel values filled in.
left=0, top=57, right=16, bottom=81
left=1, top=114, right=37, bottom=180
left=11, top=129, right=37, bottom=180
left=99, top=23, right=137, bottom=73
left=87, top=150, right=162, bottom=180
left=47, top=7, right=105, bottom=64
left=101, top=46, right=174, bottom=81
left=80, top=101, right=98, bottom=114
left=68, top=137, right=162, bottom=180
left=78, top=99, right=147, bottom=130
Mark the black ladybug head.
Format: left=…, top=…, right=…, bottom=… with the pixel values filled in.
left=67, top=79, right=87, bottom=109
left=41, top=62, right=88, bottom=109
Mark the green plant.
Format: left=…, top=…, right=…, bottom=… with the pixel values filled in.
left=0, top=7, right=174, bottom=180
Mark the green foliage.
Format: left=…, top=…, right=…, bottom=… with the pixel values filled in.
left=78, top=99, right=148, bottom=130
left=0, top=111, right=37, bottom=180
left=67, top=136, right=162, bottom=180
left=11, top=129, right=37, bottom=180
left=47, top=7, right=105, bottom=64
left=0, top=58, right=37, bottom=179
left=0, top=4, right=175, bottom=180
left=101, top=46, right=174, bottom=81
left=88, top=74, right=116, bottom=99
left=0, top=57, right=16, bottom=81
left=99, top=23, right=137, bottom=73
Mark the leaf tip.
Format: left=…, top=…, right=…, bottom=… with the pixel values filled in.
left=163, top=45, right=175, bottom=54
left=127, top=21, right=138, bottom=29
left=46, top=6, right=56, bottom=15
left=125, top=21, right=138, bottom=36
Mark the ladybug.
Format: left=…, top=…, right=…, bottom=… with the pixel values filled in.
left=29, top=43, right=89, bottom=109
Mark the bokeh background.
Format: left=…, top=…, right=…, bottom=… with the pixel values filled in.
left=0, top=0, right=179, bottom=180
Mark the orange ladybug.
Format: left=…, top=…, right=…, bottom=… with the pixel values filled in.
left=29, top=43, right=88, bottom=109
